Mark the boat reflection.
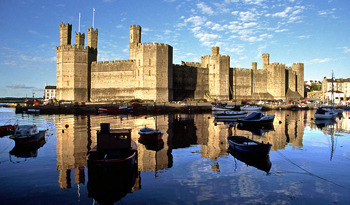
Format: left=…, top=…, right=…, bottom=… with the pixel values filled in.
left=138, top=137, right=164, bottom=151
left=237, top=123, right=274, bottom=136
left=9, top=137, right=46, bottom=162
left=227, top=147, right=272, bottom=173
left=87, top=162, right=138, bottom=204
left=314, top=119, right=337, bottom=129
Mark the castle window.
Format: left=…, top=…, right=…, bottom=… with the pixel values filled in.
left=149, top=70, right=151, bottom=76
left=139, top=60, right=140, bottom=66
left=149, top=59, right=151, bottom=66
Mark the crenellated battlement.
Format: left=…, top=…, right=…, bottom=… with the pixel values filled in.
left=180, top=61, right=202, bottom=68
left=130, top=25, right=141, bottom=29
left=60, top=23, right=71, bottom=28
left=56, top=44, right=89, bottom=51
left=94, top=60, right=135, bottom=65
left=137, top=42, right=170, bottom=49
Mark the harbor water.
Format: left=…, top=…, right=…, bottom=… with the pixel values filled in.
left=0, top=107, right=349, bottom=204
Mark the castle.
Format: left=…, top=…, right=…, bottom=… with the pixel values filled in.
left=56, top=23, right=304, bottom=102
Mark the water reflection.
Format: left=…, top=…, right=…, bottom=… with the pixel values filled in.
left=227, top=147, right=272, bottom=173
left=9, top=138, right=46, bottom=163
left=52, top=111, right=350, bottom=199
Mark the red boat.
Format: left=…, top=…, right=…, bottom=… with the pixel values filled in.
left=138, top=126, right=164, bottom=140
left=0, top=120, right=18, bottom=135
left=96, top=106, right=134, bottom=114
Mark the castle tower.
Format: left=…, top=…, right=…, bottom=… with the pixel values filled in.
left=75, top=32, right=85, bottom=46
left=252, top=62, right=257, bottom=70
left=129, top=25, right=141, bottom=60
left=88, top=27, right=98, bottom=49
left=60, top=23, right=72, bottom=46
left=212, top=47, right=219, bottom=56
left=201, top=46, right=230, bottom=100
left=262, top=53, right=269, bottom=69
left=56, top=23, right=98, bottom=102
left=292, top=63, right=305, bottom=97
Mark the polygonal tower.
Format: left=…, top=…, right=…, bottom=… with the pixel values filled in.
left=129, top=25, right=141, bottom=60
left=56, top=23, right=98, bottom=102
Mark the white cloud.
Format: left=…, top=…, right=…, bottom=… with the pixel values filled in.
left=305, top=58, right=332, bottom=64
left=184, top=16, right=207, bottom=26
left=338, top=47, right=350, bottom=53
left=239, top=11, right=256, bottom=22
left=197, top=2, right=214, bottom=15
left=212, top=24, right=225, bottom=31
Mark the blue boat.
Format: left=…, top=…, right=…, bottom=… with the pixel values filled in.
left=227, top=135, right=272, bottom=156
left=237, top=112, right=275, bottom=124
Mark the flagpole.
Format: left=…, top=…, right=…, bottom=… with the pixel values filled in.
left=78, top=12, right=81, bottom=33
left=92, top=8, right=95, bottom=28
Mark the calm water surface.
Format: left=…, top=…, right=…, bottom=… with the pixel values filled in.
left=0, top=107, right=349, bottom=205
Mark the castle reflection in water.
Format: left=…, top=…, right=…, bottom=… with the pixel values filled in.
left=54, top=110, right=350, bottom=190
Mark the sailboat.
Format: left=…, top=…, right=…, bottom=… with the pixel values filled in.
left=314, top=71, right=338, bottom=120
left=138, top=103, right=164, bottom=140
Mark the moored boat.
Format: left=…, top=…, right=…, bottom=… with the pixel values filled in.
left=9, top=125, right=46, bottom=145
left=138, top=126, right=164, bottom=140
left=227, top=135, right=272, bottom=156
left=96, top=106, right=134, bottom=114
left=314, top=107, right=337, bottom=120
left=237, top=112, right=275, bottom=124
left=214, top=110, right=248, bottom=119
left=240, top=105, right=262, bottom=111
left=87, top=123, right=137, bottom=168
left=0, top=120, right=18, bottom=135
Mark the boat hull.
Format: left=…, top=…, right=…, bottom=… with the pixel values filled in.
left=9, top=131, right=46, bottom=145
left=227, top=135, right=272, bottom=156
left=214, top=111, right=248, bottom=119
left=0, top=125, right=17, bottom=133
left=96, top=107, right=134, bottom=113
left=87, top=140, right=137, bottom=169
left=238, top=115, right=275, bottom=124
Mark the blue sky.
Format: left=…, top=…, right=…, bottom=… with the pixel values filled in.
left=1, top=0, right=350, bottom=98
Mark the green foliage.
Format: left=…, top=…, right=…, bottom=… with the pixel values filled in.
left=310, top=83, right=321, bottom=91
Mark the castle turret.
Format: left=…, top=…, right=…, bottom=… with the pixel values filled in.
left=212, top=46, right=219, bottom=56
left=262, top=53, right=269, bottom=69
left=60, top=23, right=72, bottom=46
left=129, top=25, right=141, bottom=60
left=75, top=32, right=85, bottom=47
left=88, top=27, right=98, bottom=49
left=252, top=62, right=257, bottom=70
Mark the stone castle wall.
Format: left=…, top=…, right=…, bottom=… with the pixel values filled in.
left=56, top=23, right=304, bottom=102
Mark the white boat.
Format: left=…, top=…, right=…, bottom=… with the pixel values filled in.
left=212, top=105, right=235, bottom=111
left=240, top=105, right=262, bottom=111
left=314, top=107, right=338, bottom=120
left=9, top=125, right=46, bottom=144
left=314, top=71, right=339, bottom=120
left=319, top=106, right=343, bottom=115
left=214, top=111, right=248, bottom=119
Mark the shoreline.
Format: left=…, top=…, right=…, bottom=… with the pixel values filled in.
left=8, top=102, right=321, bottom=115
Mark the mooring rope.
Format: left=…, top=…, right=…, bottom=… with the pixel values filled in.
left=276, top=150, right=350, bottom=191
